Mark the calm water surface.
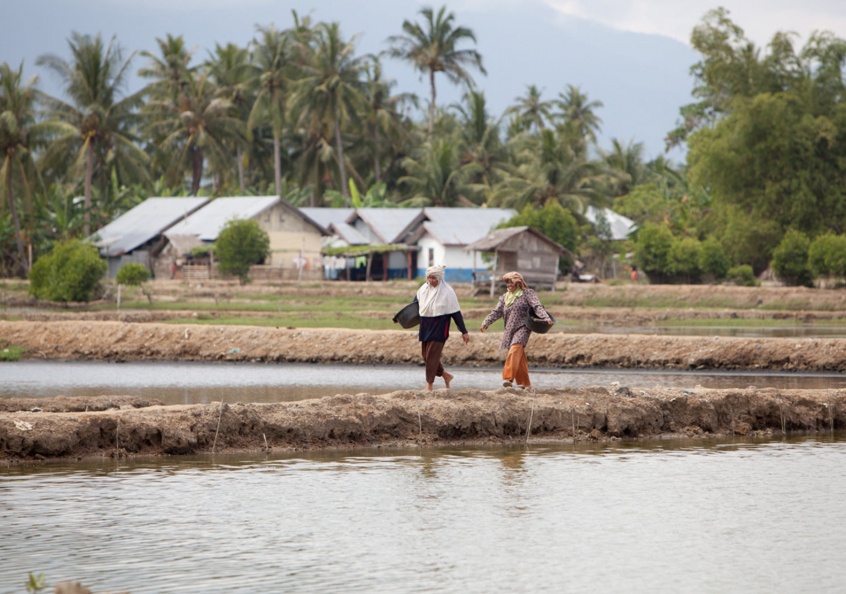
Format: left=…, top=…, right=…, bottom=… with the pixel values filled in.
left=2, top=436, right=845, bottom=593
left=3, top=360, right=846, bottom=404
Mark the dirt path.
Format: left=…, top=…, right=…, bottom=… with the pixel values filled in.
left=2, top=387, right=843, bottom=464
left=3, top=319, right=846, bottom=371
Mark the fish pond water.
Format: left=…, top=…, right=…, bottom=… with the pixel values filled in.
left=2, top=436, right=845, bottom=593
left=3, top=360, right=846, bottom=404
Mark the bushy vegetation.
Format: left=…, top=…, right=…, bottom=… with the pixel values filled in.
left=116, top=262, right=151, bottom=286
left=28, top=240, right=107, bottom=302
left=4, top=6, right=846, bottom=288
left=771, top=230, right=814, bottom=287
left=214, top=219, right=270, bottom=284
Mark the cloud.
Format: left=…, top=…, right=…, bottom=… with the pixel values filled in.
left=541, top=0, right=846, bottom=46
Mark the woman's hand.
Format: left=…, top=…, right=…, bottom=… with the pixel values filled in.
left=479, top=324, right=487, bottom=333
left=547, top=318, right=554, bottom=325
left=462, top=333, right=470, bottom=345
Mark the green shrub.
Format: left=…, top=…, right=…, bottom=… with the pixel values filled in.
left=808, top=234, right=846, bottom=279
left=667, top=237, right=703, bottom=283
left=727, top=264, right=759, bottom=286
left=771, top=229, right=814, bottom=287
left=116, top=262, right=151, bottom=286
left=28, top=240, right=107, bottom=302
left=633, top=223, right=674, bottom=283
left=214, top=218, right=270, bottom=284
left=699, top=238, right=730, bottom=281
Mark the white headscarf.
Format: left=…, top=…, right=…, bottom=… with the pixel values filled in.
left=417, top=265, right=460, bottom=317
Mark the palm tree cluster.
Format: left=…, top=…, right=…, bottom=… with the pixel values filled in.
left=0, top=5, right=680, bottom=278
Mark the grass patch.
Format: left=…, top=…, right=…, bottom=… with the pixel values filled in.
left=0, top=344, right=24, bottom=361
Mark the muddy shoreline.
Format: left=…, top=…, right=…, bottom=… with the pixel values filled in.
left=3, top=319, right=846, bottom=464
left=2, top=388, right=844, bottom=465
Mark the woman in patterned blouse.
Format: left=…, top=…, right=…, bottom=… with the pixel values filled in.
left=480, top=271, right=553, bottom=389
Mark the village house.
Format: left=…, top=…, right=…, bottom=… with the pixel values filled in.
left=89, top=196, right=209, bottom=279
left=162, top=196, right=327, bottom=281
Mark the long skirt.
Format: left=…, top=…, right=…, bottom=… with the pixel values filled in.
left=502, top=344, right=530, bottom=387
left=421, top=341, right=445, bottom=384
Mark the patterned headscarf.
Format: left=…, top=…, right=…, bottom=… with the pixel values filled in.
left=501, top=271, right=527, bottom=290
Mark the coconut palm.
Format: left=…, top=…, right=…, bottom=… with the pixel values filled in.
left=452, top=90, right=508, bottom=203
left=555, top=84, right=604, bottom=156
left=205, top=42, right=253, bottom=192
left=398, top=137, right=472, bottom=207
left=359, top=57, right=414, bottom=184
left=387, top=5, right=486, bottom=136
left=144, top=73, right=243, bottom=195
left=247, top=24, right=296, bottom=196
left=505, top=85, right=553, bottom=135
left=36, top=33, right=148, bottom=236
left=0, top=62, right=43, bottom=274
left=492, top=128, right=603, bottom=212
left=138, top=34, right=197, bottom=105
left=289, top=21, right=367, bottom=200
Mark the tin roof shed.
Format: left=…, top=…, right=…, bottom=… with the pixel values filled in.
left=90, top=197, right=209, bottom=256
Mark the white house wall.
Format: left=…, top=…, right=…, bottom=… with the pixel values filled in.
left=416, top=237, right=479, bottom=282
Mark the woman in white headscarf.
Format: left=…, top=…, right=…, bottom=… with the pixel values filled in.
left=413, top=265, right=470, bottom=390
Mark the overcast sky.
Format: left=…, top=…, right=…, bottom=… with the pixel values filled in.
left=539, top=0, right=846, bottom=46
left=3, top=1, right=845, bottom=160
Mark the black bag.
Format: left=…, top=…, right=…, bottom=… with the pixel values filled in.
left=392, top=301, right=420, bottom=328
left=526, top=308, right=556, bottom=333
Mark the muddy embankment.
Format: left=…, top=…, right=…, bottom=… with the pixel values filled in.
left=2, top=319, right=846, bottom=463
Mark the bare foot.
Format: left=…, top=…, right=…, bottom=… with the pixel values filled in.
left=426, top=383, right=434, bottom=391
left=443, top=371, right=454, bottom=388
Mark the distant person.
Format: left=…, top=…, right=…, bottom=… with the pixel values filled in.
left=480, top=271, right=553, bottom=389
left=630, top=264, right=638, bottom=282
left=413, top=265, right=470, bottom=391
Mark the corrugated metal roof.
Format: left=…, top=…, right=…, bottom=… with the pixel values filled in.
left=90, top=197, right=209, bottom=256
left=329, top=222, right=370, bottom=245
left=349, top=208, right=425, bottom=243
left=420, top=207, right=516, bottom=246
left=584, top=206, right=637, bottom=240
left=299, top=207, right=355, bottom=230
left=166, top=196, right=280, bottom=241
left=466, top=226, right=529, bottom=251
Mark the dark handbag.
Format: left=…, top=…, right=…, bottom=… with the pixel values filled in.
left=392, top=301, right=420, bottom=328
left=526, top=308, right=556, bottom=333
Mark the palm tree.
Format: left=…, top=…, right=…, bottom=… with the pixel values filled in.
left=144, top=73, right=243, bottom=195
left=399, top=137, right=471, bottom=207
left=600, top=138, right=648, bottom=197
left=388, top=5, right=486, bottom=136
left=452, top=90, right=508, bottom=203
left=492, top=128, right=603, bottom=212
left=359, top=57, right=414, bottom=184
left=555, top=84, right=603, bottom=156
left=205, top=42, right=253, bottom=192
left=36, top=33, right=148, bottom=236
left=247, top=24, right=296, bottom=196
left=289, top=21, right=367, bottom=200
left=0, top=62, right=43, bottom=274
left=505, top=85, right=553, bottom=134
left=138, top=34, right=197, bottom=105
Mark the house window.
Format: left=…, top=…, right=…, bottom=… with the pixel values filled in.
left=428, top=248, right=434, bottom=268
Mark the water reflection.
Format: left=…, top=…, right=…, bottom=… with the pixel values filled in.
left=3, top=360, right=846, bottom=405
left=2, top=436, right=845, bottom=593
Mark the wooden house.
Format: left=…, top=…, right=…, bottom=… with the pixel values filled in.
left=466, top=226, right=568, bottom=294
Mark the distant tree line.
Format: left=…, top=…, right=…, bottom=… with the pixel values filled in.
left=2, top=6, right=846, bottom=288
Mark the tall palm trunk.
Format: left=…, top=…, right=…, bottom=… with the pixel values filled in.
left=428, top=69, right=437, bottom=137
left=6, top=164, right=27, bottom=276
left=83, top=142, right=94, bottom=237
left=236, top=146, right=246, bottom=193
left=370, top=124, right=382, bottom=182
left=191, top=145, right=203, bottom=195
left=334, top=120, right=349, bottom=198
left=273, top=132, right=282, bottom=196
